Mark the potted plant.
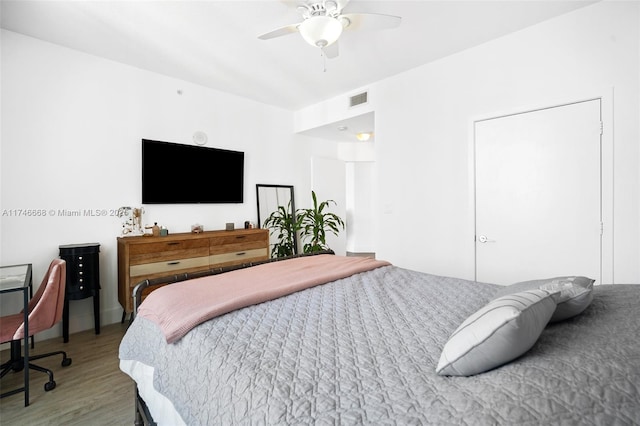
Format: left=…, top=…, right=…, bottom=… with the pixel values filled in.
left=297, top=190, right=345, bottom=254
left=262, top=201, right=300, bottom=258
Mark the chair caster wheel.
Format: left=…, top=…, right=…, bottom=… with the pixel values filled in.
left=44, top=380, right=56, bottom=391
left=62, top=358, right=72, bottom=367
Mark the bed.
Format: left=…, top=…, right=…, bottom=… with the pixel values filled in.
left=119, top=253, right=640, bottom=425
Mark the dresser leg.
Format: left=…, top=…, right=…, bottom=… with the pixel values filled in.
left=93, top=293, right=100, bottom=335
left=63, top=299, right=69, bottom=343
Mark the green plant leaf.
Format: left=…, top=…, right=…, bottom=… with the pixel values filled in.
left=296, top=191, right=345, bottom=253
left=262, top=201, right=300, bottom=257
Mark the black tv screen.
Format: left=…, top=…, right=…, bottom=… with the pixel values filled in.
left=142, top=139, right=244, bottom=204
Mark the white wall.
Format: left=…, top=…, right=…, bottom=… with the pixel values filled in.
left=309, top=156, right=347, bottom=256
left=0, top=30, right=306, bottom=339
left=345, top=161, right=375, bottom=253
left=297, top=1, right=640, bottom=283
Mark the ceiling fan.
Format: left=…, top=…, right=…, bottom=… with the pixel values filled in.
left=258, top=0, right=401, bottom=59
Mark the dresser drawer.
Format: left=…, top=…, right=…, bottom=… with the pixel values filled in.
left=210, top=239, right=269, bottom=255
left=130, top=256, right=210, bottom=278
left=129, top=239, right=209, bottom=256
left=209, top=231, right=267, bottom=247
left=130, top=246, right=210, bottom=265
left=209, top=248, right=268, bottom=267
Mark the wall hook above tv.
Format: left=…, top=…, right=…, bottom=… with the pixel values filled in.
left=193, top=131, right=208, bottom=146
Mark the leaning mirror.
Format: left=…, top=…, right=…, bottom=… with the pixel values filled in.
left=256, top=184, right=298, bottom=256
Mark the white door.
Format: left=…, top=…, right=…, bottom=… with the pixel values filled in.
left=475, top=99, right=602, bottom=285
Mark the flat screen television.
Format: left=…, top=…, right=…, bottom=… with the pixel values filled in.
left=142, top=139, right=244, bottom=204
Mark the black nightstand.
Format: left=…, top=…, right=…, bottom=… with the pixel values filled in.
left=59, top=243, right=101, bottom=342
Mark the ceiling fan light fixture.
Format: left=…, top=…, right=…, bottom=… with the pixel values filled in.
left=299, top=15, right=343, bottom=48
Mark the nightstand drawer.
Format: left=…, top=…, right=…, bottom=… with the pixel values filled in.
left=66, top=261, right=99, bottom=299
left=59, top=243, right=101, bottom=300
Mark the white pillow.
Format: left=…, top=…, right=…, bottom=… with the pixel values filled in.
left=436, top=289, right=556, bottom=376
left=494, top=276, right=594, bottom=323
left=539, top=277, right=594, bottom=322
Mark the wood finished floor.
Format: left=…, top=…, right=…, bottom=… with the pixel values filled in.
left=0, top=322, right=133, bottom=425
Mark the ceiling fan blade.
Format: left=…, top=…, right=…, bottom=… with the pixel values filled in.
left=324, top=41, right=339, bottom=59
left=336, top=0, right=351, bottom=11
left=340, top=13, right=401, bottom=32
left=258, top=23, right=300, bottom=40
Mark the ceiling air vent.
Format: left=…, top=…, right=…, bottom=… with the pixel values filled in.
left=349, top=91, right=368, bottom=108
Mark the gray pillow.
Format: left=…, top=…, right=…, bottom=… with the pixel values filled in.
left=494, top=276, right=595, bottom=322
left=436, top=289, right=556, bottom=376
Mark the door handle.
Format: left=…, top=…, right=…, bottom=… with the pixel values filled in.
left=478, top=235, right=496, bottom=243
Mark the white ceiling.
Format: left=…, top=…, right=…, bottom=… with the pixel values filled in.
left=2, top=0, right=598, bottom=114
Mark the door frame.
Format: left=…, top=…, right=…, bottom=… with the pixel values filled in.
left=470, top=91, right=614, bottom=284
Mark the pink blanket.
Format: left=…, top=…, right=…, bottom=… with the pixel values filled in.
left=137, top=254, right=391, bottom=343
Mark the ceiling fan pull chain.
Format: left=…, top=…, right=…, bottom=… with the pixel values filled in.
left=320, top=48, right=327, bottom=72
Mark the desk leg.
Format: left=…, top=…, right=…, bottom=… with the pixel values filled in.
left=93, top=293, right=100, bottom=335
left=63, top=298, right=69, bottom=343
left=29, top=283, right=34, bottom=349
left=23, top=288, right=29, bottom=407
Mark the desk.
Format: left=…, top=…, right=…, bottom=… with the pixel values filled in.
left=0, top=263, right=32, bottom=406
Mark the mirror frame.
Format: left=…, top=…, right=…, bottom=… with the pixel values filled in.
left=256, top=184, right=298, bottom=254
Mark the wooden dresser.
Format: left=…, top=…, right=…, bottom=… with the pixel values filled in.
left=117, top=228, right=269, bottom=315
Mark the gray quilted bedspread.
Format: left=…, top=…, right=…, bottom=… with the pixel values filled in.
left=119, top=266, right=640, bottom=425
